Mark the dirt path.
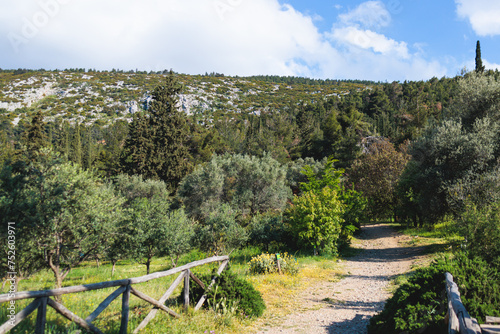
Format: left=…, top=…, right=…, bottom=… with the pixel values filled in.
left=257, top=224, right=430, bottom=334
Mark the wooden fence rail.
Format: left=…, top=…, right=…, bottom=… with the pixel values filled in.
left=445, top=272, right=483, bottom=334
left=446, top=272, right=500, bottom=333
left=0, top=255, right=229, bottom=334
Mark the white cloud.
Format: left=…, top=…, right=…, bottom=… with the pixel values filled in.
left=484, top=59, right=500, bottom=71
left=324, top=1, right=446, bottom=81
left=0, top=0, right=447, bottom=81
left=338, top=1, right=391, bottom=29
left=456, top=0, right=500, bottom=36
left=463, top=59, right=500, bottom=72
left=331, top=27, right=410, bottom=59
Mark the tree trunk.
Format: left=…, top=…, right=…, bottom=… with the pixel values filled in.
left=56, top=274, right=63, bottom=291
left=146, top=259, right=151, bottom=275
left=170, top=255, right=180, bottom=268
left=48, top=252, right=64, bottom=301
left=112, top=261, right=117, bottom=277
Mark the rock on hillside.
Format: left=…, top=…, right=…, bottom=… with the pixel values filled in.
left=0, top=70, right=367, bottom=125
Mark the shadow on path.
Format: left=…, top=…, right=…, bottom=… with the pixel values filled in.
left=349, top=245, right=429, bottom=263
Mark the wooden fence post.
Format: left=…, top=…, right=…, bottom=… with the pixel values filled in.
left=275, top=254, right=282, bottom=275
left=119, top=284, right=131, bottom=334
left=184, top=270, right=190, bottom=311
left=35, top=297, right=48, bottom=334
left=0, top=298, right=41, bottom=334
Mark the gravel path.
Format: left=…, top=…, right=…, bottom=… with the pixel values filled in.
left=257, top=224, right=430, bottom=334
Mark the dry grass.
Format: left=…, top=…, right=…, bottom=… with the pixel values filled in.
left=238, top=259, right=343, bottom=332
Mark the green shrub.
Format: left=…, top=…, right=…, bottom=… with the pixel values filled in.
left=459, top=202, right=500, bottom=266
left=247, top=213, right=294, bottom=252
left=188, top=270, right=266, bottom=318
left=368, top=252, right=500, bottom=334
left=248, top=252, right=299, bottom=275
left=339, top=187, right=366, bottom=247
left=195, top=204, right=248, bottom=255
left=286, top=187, right=345, bottom=256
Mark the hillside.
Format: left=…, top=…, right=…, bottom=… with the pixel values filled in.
left=0, top=69, right=370, bottom=126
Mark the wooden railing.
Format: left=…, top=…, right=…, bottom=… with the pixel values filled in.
left=445, top=272, right=482, bottom=334
left=446, top=273, right=500, bottom=334
left=0, top=255, right=229, bottom=334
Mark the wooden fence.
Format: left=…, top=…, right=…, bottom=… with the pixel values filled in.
left=445, top=272, right=500, bottom=334
left=0, top=255, right=229, bottom=334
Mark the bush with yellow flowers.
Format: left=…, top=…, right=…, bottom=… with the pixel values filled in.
left=248, top=252, right=299, bottom=275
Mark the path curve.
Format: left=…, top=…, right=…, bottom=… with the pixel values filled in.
left=257, top=224, right=429, bottom=334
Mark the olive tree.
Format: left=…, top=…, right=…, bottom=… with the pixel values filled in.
left=177, top=153, right=291, bottom=220
left=401, top=72, right=500, bottom=225
left=0, top=149, right=125, bottom=289
left=113, top=174, right=194, bottom=273
left=125, top=197, right=194, bottom=274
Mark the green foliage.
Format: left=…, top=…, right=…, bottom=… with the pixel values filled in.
left=292, top=103, right=324, bottom=159
left=187, top=121, right=227, bottom=165
left=286, top=187, right=345, bottom=256
left=300, top=157, right=343, bottom=193
left=247, top=213, right=293, bottom=252
left=295, top=157, right=362, bottom=249
left=113, top=173, right=169, bottom=203
left=189, top=270, right=266, bottom=318
left=285, top=157, right=326, bottom=194
left=23, top=110, right=48, bottom=158
left=456, top=71, right=500, bottom=126
left=0, top=148, right=125, bottom=288
left=248, top=252, right=299, bottom=275
left=348, top=139, right=409, bottom=219
left=0, top=69, right=460, bottom=179
left=368, top=253, right=500, bottom=334
left=399, top=72, right=500, bottom=225
left=196, top=204, right=248, bottom=256
left=125, top=195, right=194, bottom=273
left=459, top=202, right=500, bottom=265
left=339, top=186, right=368, bottom=233
left=178, top=153, right=291, bottom=220
left=475, top=40, right=485, bottom=74
left=121, top=72, right=192, bottom=191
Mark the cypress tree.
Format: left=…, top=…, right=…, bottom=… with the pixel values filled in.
left=86, top=127, right=94, bottom=170
left=121, top=112, right=152, bottom=177
left=64, top=123, right=71, bottom=160
left=121, top=71, right=192, bottom=191
left=475, top=40, right=485, bottom=73
left=24, top=111, right=48, bottom=157
left=72, top=123, right=82, bottom=166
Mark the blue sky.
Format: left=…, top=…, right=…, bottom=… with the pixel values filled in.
left=1, top=0, right=500, bottom=81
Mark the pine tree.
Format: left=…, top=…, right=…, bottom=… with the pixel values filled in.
left=121, top=72, right=192, bottom=191
left=475, top=40, right=485, bottom=73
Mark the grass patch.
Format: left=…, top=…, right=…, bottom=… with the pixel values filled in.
left=0, top=248, right=343, bottom=333
left=392, top=219, right=462, bottom=257
left=397, top=219, right=462, bottom=241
